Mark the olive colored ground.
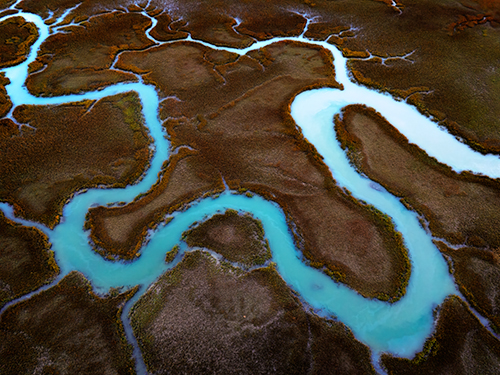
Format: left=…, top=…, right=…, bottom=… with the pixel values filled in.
left=335, top=104, right=500, bottom=330
left=131, top=250, right=376, bottom=375
left=87, top=40, right=409, bottom=301
left=0, top=16, right=38, bottom=69
left=0, top=92, right=152, bottom=227
left=382, top=296, right=500, bottom=374
left=183, top=209, right=272, bottom=268
left=0, top=211, right=58, bottom=308
left=0, top=272, right=136, bottom=375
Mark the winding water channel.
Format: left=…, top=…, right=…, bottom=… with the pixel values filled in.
left=1, top=5, right=499, bottom=373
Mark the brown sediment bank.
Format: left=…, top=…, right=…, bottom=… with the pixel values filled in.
left=183, top=209, right=272, bottom=268
left=436, top=241, right=500, bottom=332
left=335, top=104, right=500, bottom=328
left=0, top=211, right=59, bottom=308
left=15, top=0, right=500, bottom=151
left=0, top=92, right=152, bottom=228
left=87, top=40, right=409, bottom=301
left=0, top=73, right=12, bottom=118
left=0, top=16, right=38, bottom=69
left=131, top=250, right=376, bottom=374
left=25, top=11, right=154, bottom=96
left=0, top=271, right=137, bottom=374
left=381, top=296, right=500, bottom=374
left=335, top=104, right=500, bottom=248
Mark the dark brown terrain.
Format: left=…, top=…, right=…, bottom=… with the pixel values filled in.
left=131, top=250, right=376, bottom=375
left=0, top=211, right=58, bottom=308
left=0, top=15, right=37, bottom=68
left=0, top=92, right=152, bottom=227
left=0, top=272, right=137, bottom=375
left=86, top=39, right=409, bottom=301
left=382, top=296, right=500, bottom=374
left=335, top=104, right=500, bottom=332
left=1, top=0, right=500, bottom=373
left=183, top=209, right=272, bottom=268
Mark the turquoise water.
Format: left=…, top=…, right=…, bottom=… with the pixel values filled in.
left=1, top=6, right=497, bottom=372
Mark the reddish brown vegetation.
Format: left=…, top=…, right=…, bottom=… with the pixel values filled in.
left=183, top=209, right=271, bottom=268
left=382, top=296, right=500, bottom=374
left=335, top=104, right=500, bottom=331
left=132, top=251, right=376, bottom=374
left=0, top=73, right=11, bottom=118
left=87, top=40, right=409, bottom=301
left=0, top=92, right=151, bottom=227
left=0, top=211, right=59, bottom=308
left=0, top=16, right=38, bottom=69
left=26, top=11, right=153, bottom=96
left=0, top=272, right=136, bottom=374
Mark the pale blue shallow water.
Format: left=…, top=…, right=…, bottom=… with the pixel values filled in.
left=1, top=5, right=496, bottom=372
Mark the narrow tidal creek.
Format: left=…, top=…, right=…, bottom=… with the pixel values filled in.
left=1, top=6, right=498, bottom=373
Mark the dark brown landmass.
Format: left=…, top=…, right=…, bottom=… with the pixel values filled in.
left=26, top=11, right=153, bottom=96
left=183, top=209, right=272, bottom=268
left=86, top=40, right=409, bottom=301
left=15, top=0, right=500, bottom=152
left=0, top=271, right=136, bottom=375
left=382, top=296, right=500, bottom=374
left=0, top=211, right=58, bottom=308
left=0, top=92, right=151, bottom=228
left=437, top=242, right=500, bottom=333
left=131, top=250, right=376, bottom=374
left=0, top=16, right=38, bottom=68
left=335, top=104, right=500, bottom=330
left=0, top=73, right=11, bottom=117
left=336, top=104, right=500, bottom=248
left=12, top=0, right=500, bottom=153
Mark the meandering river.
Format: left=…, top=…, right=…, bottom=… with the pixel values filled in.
left=1, top=5, right=498, bottom=373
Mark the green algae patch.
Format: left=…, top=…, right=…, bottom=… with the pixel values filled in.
left=0, top=211, right=59, bottom=308
left=382, top=296, right=500, bottom=374
left=131, top=250, right=375, bottom=374
left=0, top=92, right=152, bottom=228
left=183, top=209, right=271, bottom=268
left=0, top=16, right=38, bottom=69
left=0, top=271, right=137, bottom=374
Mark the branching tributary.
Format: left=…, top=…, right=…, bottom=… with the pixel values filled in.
left=1, top=3, right=500, bottom=374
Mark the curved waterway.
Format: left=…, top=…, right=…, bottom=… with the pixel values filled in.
left=1, top=6, right=498, bottom=373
